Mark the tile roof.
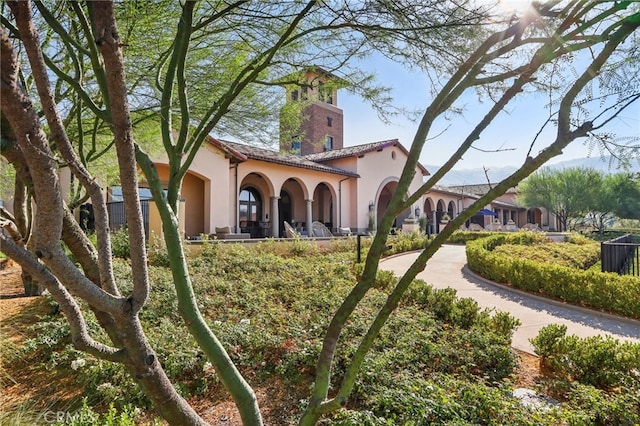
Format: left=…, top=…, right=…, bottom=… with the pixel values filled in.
left=305, top=139, right=430, bottom=176
left=446, top=184, right=518, bottom=196
left=427, top=185, right=522, bottom=209
left=217, top=140, right=360, bottom=177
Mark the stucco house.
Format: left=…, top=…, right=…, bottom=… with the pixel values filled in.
left=141, top=68, right=542, bottom=239
left=0, top=68, right=552, bottom=238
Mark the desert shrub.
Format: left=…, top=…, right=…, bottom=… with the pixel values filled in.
left=20, top=236, right=636, bottom=424
left=110, top=227, right=130, bottom=259
left=563, top=383, right=640, bottom=426
left=386, top=230, right=430, bottom=254
left=147, top=236, right=171, bottom=267
left=446, top=230, right=505, bottom=244
left=52, top=398, right=149, bottom=426
left=531, top=324, right=640, bottom=390
left=332, top=374, right=564, bottom=425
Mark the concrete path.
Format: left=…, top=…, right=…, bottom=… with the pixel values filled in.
left=380, top=244, right=640, bottom=354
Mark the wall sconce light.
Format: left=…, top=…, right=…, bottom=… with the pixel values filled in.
left=415, top=206, right=421, bottom=218
left=368, top=201, right=375, bottom=212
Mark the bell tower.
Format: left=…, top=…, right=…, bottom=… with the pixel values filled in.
left=280, top=68, right=344, bottom=155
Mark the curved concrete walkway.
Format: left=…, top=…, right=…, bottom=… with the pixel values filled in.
left=380, top=244, right=640, bottom=354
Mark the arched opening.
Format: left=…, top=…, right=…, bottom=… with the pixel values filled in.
left=278, top=190, right=292, bottom=237
left=280, top=178, right=307, bottom=236
left=313, top=183, right=334, bottom=231
left=447, top=201, right=456, bottom=218
left=376, top=180, right=411, bottom=230
left=239, top=187, right=262, bottom=237
left=436, top=199, right=447, bottom=232
left=424, top=198, right=435, bottom=234
left=527, top=208, right=542, bottom=227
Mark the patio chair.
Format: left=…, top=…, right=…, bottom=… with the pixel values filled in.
left=312, top=221, right=333, bottom=237
left=469, top=223, right=484, bottom=231
left=284, top=221, right=300, bottom=238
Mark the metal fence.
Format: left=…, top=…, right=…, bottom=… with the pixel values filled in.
left=601, top=234, right=640, bottom=276
left=106, top=199, right=150, bottom=240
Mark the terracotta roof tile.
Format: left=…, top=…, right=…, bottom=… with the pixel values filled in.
left=305, top=139, right=430, bottom=176
left=218, top=140, right=359, bottom=177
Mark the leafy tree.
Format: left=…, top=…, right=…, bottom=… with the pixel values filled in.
left=519, top=169, right=640, bottom=232
left=1, top=1, right=639, bottom=425
left=586, top=172, right=640, bottom=232
left=518, top=167, right=603, bottom=231
left=605, top=172, right=640, bottom=220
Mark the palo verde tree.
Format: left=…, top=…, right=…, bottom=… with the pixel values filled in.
left=1, top=1, right=640, bottom=425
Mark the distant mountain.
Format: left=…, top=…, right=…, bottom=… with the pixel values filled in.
left=427, top=156, right=640, bottom=186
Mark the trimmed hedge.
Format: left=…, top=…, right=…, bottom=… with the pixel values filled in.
left=466, top=233, right=640, bottom=319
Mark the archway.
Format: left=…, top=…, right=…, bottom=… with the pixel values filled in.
left=280, top=178, right=307, bottom=236
left=239, top=187, right=262, bottom=237
left=527, top=208, right=543, bottom=227
left=424, top=197, right=435, bottom=234
left=313, top=182, right=335, bottom=232
left=436, top=199, right=447, bottom=232
left=447, top=201, right=456, bottom=218
left=376, top=180, right=410, bottom=230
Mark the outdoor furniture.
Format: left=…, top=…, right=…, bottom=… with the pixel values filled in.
left=284, top=221, right=302, bottom=238
left=338, top=227, right=352, bottom=236
left=212, top=226, right=250, bottom=240
left=312, top=221, right=333, bottom=237
left=469, top=223, right=484, bottom=231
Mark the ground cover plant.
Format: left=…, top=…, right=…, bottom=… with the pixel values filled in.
left=531, top=324, right=640, bottom=425
left=466, top=232, right=640, bottom=318
left=3, top=236, right=640, bottom=424
left=491, top=235, right=600, bottom=270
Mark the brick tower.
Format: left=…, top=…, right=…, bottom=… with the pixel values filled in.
left=280, top=68, right=344, bottom=155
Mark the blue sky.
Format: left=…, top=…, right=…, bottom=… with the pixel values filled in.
left=340, top=5, right=640, bottom=171
left=340, top=58, right=640, bottom=170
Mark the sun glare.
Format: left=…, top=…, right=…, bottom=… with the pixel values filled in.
left=497, top=0, right=534, bottom=13
left=476, top=0, right=534, bottom=15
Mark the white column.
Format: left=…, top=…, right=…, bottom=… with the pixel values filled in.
left=306, top=199, right=313, bottom=236
left=271, top=196, right=280, bottom=238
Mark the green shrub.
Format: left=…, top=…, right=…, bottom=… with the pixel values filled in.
left=564, top=383, right=640, bottom=425
left=447, top=230, right=505, bottom=244
left=531, top=325, right=640, bottom=390
left=110, top=227, right=131, bottom=259
left=466, top=233, right=640, bottom=318
left=19, top=236, right=637, bottom=424
left=52, top=398, right=148, bottom=426
left=147, top=236, right=171, bottom=267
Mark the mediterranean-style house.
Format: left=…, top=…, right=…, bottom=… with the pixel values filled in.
left=0, top=68, right=555, bottom=239
left=137, top=68, right=545, bottom=239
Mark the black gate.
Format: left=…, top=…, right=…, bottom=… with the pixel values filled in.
left=601, top=234, right=640, bottom=276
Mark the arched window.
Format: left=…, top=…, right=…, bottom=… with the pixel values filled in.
left=239, top=188, right=262, bottom=222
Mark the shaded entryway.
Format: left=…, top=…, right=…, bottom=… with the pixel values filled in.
left=527, top=208, right=543, bottom=227
left=312, top=182, right=334, bottom=231
left=239, top=187, right=263, bottom=237
left=279, top=178, right=307, bottom=236
left=375, top=180, right=410, bottom=230
left=239, top=172, right=272, bottom=237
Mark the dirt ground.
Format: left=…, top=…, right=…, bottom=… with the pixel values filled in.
left=0, top=259, right=541, bottom=425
